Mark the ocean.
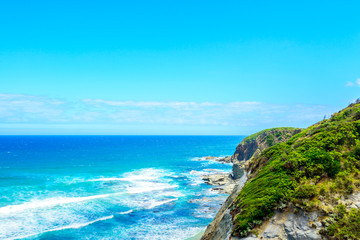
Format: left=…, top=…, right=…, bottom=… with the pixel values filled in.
left=0, top=135, right=243, bottom=240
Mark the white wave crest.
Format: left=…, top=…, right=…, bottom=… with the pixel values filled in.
left=87, top=177, right=125, bottom=182
left=117, top=210, right=133, bottom=215
left=9, top=215, right=114, bottom=240
left=145, top=198, right=177, bottom=209
left=0, top=193, right=115, bottom=214
left=87, top=168, right=170, bottom=183
left=126, top=182, right=178, bottom=194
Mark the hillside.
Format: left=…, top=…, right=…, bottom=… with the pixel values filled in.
left=202, top=101, right=360, bottom=240
left=231, top=127, right=302, bottom=179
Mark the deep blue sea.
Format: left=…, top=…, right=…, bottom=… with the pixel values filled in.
left=0, top=136, right=244, bottom=240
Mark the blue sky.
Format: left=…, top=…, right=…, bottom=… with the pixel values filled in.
left=0, top=0, right=359, bottom=135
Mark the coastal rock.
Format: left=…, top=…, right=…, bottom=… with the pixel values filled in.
left=202, top=173, right=236, bottom=194
left=232, top=161, right=245, bottom=180
left=262, top=223, right=282, bottom=238
left=201, top=128, right=302, bottom=240
left=211, top=184, right=236, bottom=195
left=236, top=209, right=322, bottom=240
left=216, top=156, right=232, bottom=164
left=194, top=156, right=232, bottom=163
left=202, top=173, right=234, bottom=186
left=201, top=173, right=248, bottom=240
left=282, top=211, right=322, bottom=240
left=202, top=103, right=360, bottom=240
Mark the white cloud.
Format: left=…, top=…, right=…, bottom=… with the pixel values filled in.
left=0, top=93, right=339, bottom=134
left=0, top=94, right=66, bottom=122
left=345, top=79, right=360, bottom=87
left=345, top=81, right=355, bottom=87
left=82, top=99, right=222, bottom=109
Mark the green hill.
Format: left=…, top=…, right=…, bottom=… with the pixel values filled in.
left=231, top=101, right=360, bottom=239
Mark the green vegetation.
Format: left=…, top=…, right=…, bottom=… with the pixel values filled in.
left=321, top=205, right=360, bottom=239
left=231, top=102, right=360, bottom=238
left=242, top=127, right=301, bottom=144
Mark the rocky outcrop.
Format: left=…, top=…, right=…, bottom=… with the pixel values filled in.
left=201, top=127, right=302, bottom=240
left=201, top=173, right=248, bottom=240
left=202, top=173, right=234, bottom=186
left=202, top=173, right=235, bottom=194
left=231, top=127, right=301, bottom=179
left=216, top=156, right=231, bottom=164
left=193, top=156, right=232, bottom=164
left=202, top=102, right=360, bottom=240
left=238, top=209, right=323, bottom=240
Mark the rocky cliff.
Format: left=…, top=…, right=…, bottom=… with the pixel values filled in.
left=231, top=127, right=301, bottom=179
left=202, top=101, right=360, bottom=240
left=201, top=128, right=302, bottom=240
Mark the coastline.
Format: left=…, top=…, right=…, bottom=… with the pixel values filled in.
left=192, top=156, right=235, bottom=195
left=185, top=154, right=235, bottom=240
left=186, top=229, right=206, bottom=240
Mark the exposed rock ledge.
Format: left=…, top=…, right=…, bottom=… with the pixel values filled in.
left=202, top=186, right=360, bottom=240
left=202, top=173, right=236, bottom=194
left=195, top=156, right=236, bottom=194
left=238, top=191, right=360, bottom=240
left=237, top=209, right=323, bottom=240
left=194, top=156, right=232, bottom=164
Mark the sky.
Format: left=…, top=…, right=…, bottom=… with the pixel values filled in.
left=0, top=0, right=359, bottom=135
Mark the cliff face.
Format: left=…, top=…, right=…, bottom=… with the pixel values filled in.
left=201, top=174, right=248, bottom=240
left=202, top=101, right=360, bottom=240
left=231, top=127, right=301, bottom=179
left=201, top=128, right=302, bottom=240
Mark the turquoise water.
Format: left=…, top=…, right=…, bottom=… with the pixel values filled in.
left=0, top=136, right=243, bottom=240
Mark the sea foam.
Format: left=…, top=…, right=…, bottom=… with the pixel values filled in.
left=0, top=193, right=114, bottom=214
left=6, top=215, right=114, bottom=240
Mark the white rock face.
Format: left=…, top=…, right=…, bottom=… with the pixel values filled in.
left=234, top=191, right=360, bottom=240
left=236, top=210, right=323, bottom=240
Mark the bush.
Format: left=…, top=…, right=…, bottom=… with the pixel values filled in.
left=325, top=207, right=360, bottom=239
left=294, top=184, right=318, bottom=199
left=231, top=102, right=360, bottom=237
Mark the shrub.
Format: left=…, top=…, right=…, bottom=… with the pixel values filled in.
left=294, top=184, right=318, bottom=199
left=324, top=207, right=360, bottom=239
left=231, top=102, right=360, bottom=237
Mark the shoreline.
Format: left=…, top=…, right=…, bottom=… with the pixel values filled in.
left=192, top=155, right=235, bottom=194
left=186, top=229, right=206, bottom=240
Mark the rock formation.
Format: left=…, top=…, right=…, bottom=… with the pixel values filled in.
left=202, top=101, right=360, bottom=240
left=231, top=127, right=301, bottom=179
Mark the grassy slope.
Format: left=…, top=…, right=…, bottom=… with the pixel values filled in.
left=231, top=102, right=360, bottom=239
left=242, top=127, right=300, bottom=144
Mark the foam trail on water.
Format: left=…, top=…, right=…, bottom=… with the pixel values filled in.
left=8, top=215, right=114, bottom=240
left=118, top=210, right=133, bottom=215
left=87, top=168, right=170, bottom=183
left=126, top=183, right=178, bottom=194
left=0, top=193, right=118, bottom=214
left=87, top=177, right=126, bottom=182
left=145, top=198, right=178, bottom=209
